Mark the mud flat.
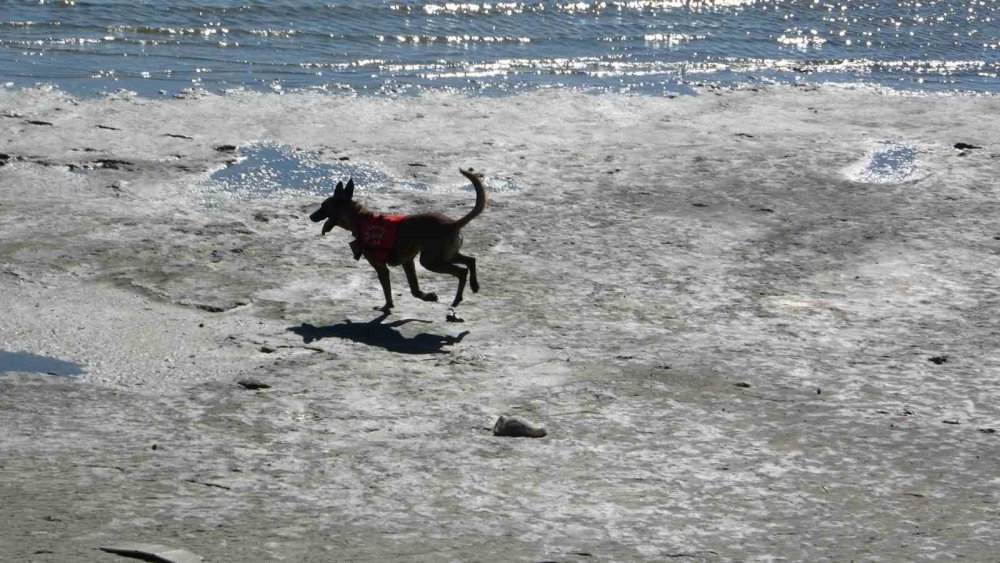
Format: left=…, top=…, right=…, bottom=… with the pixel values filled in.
left=2, top=85, right=999, bottom=561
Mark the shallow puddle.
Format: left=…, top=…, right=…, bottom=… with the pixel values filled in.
left=0, top=350, right=85, bottom=377
left=850, top=142, right=920, bottom=184
left=199, top=142, right=519, bottom=203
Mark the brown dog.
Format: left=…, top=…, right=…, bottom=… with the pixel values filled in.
left=310, top=168, right=486, bottom=317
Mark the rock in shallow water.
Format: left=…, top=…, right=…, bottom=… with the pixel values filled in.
left=492, top=415, right=546, bottom=438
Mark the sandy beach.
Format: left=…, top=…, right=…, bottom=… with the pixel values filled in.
left=2, top=85, right=999, bottom=561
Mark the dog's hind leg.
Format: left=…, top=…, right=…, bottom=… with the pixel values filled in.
left=403, top=259, right=438, bottom=302
left=420, top=255, right=468, bottom=307
left=453, top=252, right=478, bottom=293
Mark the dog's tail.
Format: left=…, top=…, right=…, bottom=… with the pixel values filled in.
left=453, top=168, right=487, bottom=229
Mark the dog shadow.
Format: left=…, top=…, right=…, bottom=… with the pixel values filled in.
left=287, top=313, right=469, bottom=355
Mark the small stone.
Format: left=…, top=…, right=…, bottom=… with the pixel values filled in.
left=733, top=382, right=751, bottom=388
left=978, top=428, right=996, bottom=434
left=954, top=142, right=982, bottom=150
left=928, top=356, right=948, bottom=365
left=151, top=444, right=158, bottom=450
left=237, top=379, right=270, bottom=390
left=100, top=543, right=203, bottom=563
left=492, top=415, right=546, bottom=438
left=259, top=346, right=276, bottom=354
left=214, top=144, right=237, bottom=152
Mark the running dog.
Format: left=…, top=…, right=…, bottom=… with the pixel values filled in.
left=309, top=168, right=485, bottom=318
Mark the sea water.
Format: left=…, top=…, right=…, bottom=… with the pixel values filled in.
left=0, top=0, right=997, bottom=97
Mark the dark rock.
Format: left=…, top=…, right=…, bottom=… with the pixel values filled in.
left=238, top=379, right=270, bottom=390
left=954, top=142, right=982, bottom=150
left=99, top=542, right=203, bottom=563
left=26, top=120, right=53, bottom=126
left=214, top=144, right=238, bottom=152
left=942, top=419, right=960, bottom=425
left=733, top=382, right=751, bottom=388
left=95, top=159, right=134, bottom=170
left=493, top=415, right=546, bottom=438
left=928, top=356, right=948, bottom=365
left=259, top=346, right=277, bottom=354
left=978, top=428, right=996, bottom=434
left=96, top=124, right=120, bottom=130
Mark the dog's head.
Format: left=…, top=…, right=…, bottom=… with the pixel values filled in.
left=310, top=178, right=354, bottom=235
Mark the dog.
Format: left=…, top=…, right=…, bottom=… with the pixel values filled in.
left=310, top=168, right=485, bottom=318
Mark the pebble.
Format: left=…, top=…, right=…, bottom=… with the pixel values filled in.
left=493, top=415, right=546, bottom=438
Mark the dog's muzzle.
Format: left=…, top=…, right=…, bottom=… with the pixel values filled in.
left=309, top=209, right=326, bottom=222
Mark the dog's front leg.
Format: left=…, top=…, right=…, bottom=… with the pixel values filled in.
left=403, top=259, right=438, bottom=303
left=371, top=261, right=394, bottom=312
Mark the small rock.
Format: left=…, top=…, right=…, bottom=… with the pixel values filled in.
left=237, top=379, right=270, bottom=390
left=259, top=346, right=276, bottom=354
left=100, top=542, right=203, bottom=563
left=942, top=419, right=960, bottom=425
left=928, top=356, right=948, bottom=365
left=214, top=144, right=237, bottom=152
left=954, top=142, right=982, bottom=150
left=978, top=428, right=996, bottom=434
left=151, top=444, right=158, bottom=450
left=493, top=415, right=546, bottom=438
left=733, top=382, right=751, bottom=388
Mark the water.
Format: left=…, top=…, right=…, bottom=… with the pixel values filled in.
left=200, top=142, right=521, bottom=203
left=0, top=349, right=85, bottom=377
left=0, top=0, right=996, bottom=97
left=847, top=141, right=920, bottom=183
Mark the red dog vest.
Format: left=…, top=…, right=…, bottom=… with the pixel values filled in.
left=350, top=214, right=406, bottom=262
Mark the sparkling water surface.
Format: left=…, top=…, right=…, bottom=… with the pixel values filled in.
left=1, top=0, right=997, bottom=97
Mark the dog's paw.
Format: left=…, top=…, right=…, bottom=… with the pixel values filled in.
left=446, top=309, right=465, bottom=323
left=375, top=303, right=394, bottom=313
left=470, top=281, right=479, bottom=293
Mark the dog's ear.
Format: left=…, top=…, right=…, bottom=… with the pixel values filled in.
left=345, top=178, right=354, bottom=200
left=333, top=180, right=344, bottom=199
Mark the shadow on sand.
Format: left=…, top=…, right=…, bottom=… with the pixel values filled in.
left=288, top=313, right=469, bottom=355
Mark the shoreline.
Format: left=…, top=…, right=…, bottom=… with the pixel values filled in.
left=2, top=85, right=999, bottom=560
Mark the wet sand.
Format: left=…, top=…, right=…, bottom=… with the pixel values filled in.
left=2, top=86, right=999, bottom=561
